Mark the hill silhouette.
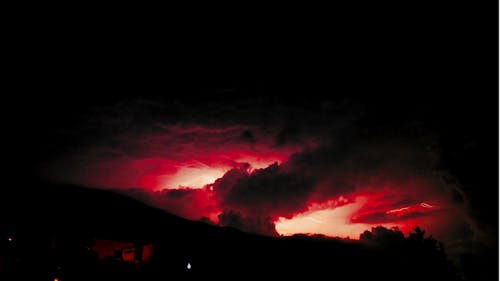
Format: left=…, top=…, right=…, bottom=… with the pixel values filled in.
left=0, top=182, right=461, bottom=280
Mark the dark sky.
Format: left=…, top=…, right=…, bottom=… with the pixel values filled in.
left=3, top=2, right=498, bottom=263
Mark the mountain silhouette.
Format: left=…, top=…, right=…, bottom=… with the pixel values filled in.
left=0, top=181, right=461, bottom=280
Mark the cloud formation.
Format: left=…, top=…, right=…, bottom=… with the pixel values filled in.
left=41, top=96, right=490, bottom=252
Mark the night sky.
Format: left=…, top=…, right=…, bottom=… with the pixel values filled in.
left=2, top=3, right=498, bottom=278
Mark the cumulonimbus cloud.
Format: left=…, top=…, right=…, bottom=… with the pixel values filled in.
left=41, top=97, right=484, bottom=252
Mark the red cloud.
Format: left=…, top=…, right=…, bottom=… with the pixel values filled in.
left=44, top=122, right=473, bottom=246
left=44, top=124, right=308, bottom=190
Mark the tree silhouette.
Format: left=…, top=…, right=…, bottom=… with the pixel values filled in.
left=360, top=226, right=459, bottom=281
left=360, top=226, right=405, bottom=247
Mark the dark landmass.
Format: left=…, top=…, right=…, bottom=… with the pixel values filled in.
left=0, top=182, right=468, bottom=280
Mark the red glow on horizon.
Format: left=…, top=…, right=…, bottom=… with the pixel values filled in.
left=276, top=197, right=378, bottom=238
left=276, top=195, right=447, bottom=239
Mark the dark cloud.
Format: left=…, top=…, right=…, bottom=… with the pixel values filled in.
left=218, top=211, right=277, bottom=236
left=215, top=163, right=316, bottom=217
left=101, top=118, right=477, bottom=244
left=240, top=130, right=256, bottom=143
left=275, top=126, right=301, bottom=146
left=194, top=130, right=463, bottom=237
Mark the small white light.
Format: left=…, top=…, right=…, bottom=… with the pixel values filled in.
left=187, top=262, right=191, bottom=270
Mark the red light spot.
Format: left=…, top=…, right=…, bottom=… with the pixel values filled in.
left=386, top=206, right=411, bottom=214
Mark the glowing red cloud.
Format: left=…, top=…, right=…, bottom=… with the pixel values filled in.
left=135, top=151, right=292, bottom=190
left=46, top=124, right=306, bottom=190
left=276, top=194, right=448, bottom=239
left=151, top=165, right=227, bottom=189
left=151, top=187, right=221, bottom=222
left=44, top=123, right=466, bottom=243
left=276, top=197, right=377, bottom=238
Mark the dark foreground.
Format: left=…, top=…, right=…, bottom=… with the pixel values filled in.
left=0, top=182, right=465, bottom=280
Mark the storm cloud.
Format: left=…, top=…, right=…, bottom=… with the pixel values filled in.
left=40, top=95, right=494, bottom=255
